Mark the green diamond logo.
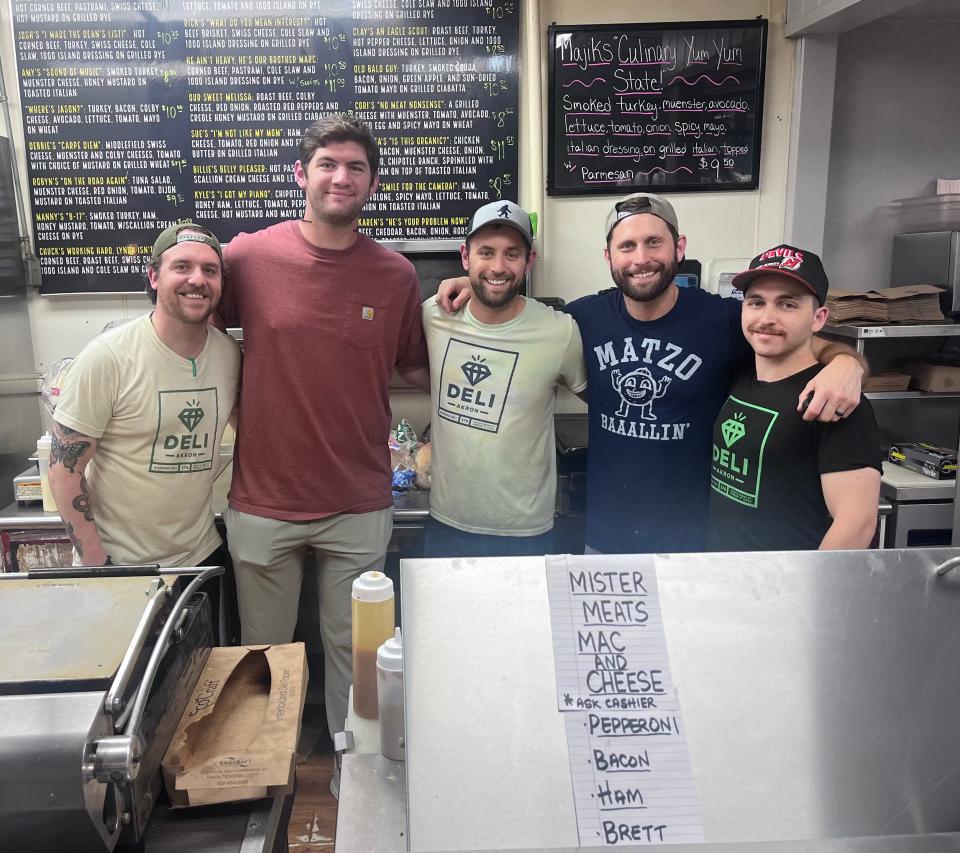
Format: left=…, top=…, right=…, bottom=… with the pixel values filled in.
left=721, top=412, right=746, bottom=448
left=178, top=399, right=204, bottom=432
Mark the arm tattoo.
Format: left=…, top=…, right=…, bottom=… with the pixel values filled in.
left=51, top=424, right=91, bottom=474
left=64, top=521, right=85, bottom=559
left=72, top=475, right=94, bottom=522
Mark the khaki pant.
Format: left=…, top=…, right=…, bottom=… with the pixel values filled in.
left=225, top=505, right=393, bottom=738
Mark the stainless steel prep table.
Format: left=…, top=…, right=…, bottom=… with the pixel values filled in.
left=336, top=548, right=960, bottom=852
left=880, top=460, right=955, bottom=546
left=0, top=482, right=432, bottom=571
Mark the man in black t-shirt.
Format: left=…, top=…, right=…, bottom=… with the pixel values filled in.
left=707, top=245, right=883, bottom=552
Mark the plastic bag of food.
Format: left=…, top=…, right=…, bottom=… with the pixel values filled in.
left=393, top=418, right=419, bottom=453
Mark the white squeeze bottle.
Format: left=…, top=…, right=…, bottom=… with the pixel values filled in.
left=376, top=628, right=405, bottom=761
left=36, top=433, right=58, bottom=513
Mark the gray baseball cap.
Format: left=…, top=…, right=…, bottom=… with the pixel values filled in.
left=605, top=193, right=679, bottom=240
left=466, top=200, right=534, bottom=246
left=152, top=221, right=223, bottom=263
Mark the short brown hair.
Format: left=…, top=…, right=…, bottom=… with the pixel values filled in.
left=299, top=114, right=379, bottom=176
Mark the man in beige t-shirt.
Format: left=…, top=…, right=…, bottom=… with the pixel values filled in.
left=421, top=201, right=587, bottom=556
left=49, top=222, right=240, bottom=567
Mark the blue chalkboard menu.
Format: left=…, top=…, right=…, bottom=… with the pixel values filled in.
left=548, top=20, right=767, bottom=196
left=11, top=0, right=520, bottom=294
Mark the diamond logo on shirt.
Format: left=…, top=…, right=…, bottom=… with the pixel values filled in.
left=461, top=356, right=491, bottom=386
left=720, top=412, right=746, bottom=448
left=178, top=399, right=205, bottom=433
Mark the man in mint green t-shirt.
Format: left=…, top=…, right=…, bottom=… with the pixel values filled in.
left=421, top=201, right=587, bottom=557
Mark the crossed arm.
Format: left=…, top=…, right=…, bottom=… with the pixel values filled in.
left=47, top=420, right=111, bottom=566
left=803, top=339, right=869, bottom=423
left=436, top=276, right=867, bottom=423
left=819, top=467, right=882, bottom=550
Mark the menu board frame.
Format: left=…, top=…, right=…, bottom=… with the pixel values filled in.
left=9, top=0, right=521, bottom=294
left=547, top=19, right=767, bottom=197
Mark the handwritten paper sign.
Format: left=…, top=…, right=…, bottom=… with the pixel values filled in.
left=547, top=20, right=767, bottom=195
left=546, top=554, right=704, bottom=846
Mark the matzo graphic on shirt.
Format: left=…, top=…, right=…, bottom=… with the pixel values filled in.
left=592, top=335, right=704, bottom=442
left=150, top=387, right=220, bottom=473
left=437, top=337, right=518, bottom=433
left=610, top=365, right=672, bottom=420
left=710, top=395, right=778, bottom=507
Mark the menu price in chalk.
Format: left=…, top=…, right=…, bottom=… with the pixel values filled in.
left=546, top=555, right=704, bottom=846
left=548, top=20, right=767, bottom=195
left=10, top=0, right=520, bottom=294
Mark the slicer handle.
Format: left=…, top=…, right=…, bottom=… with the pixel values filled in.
left=122, top=566, right=225, bottom=742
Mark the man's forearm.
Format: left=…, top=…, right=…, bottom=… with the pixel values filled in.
left=59, top=478, right=108, bottom=563
left=812, top=336, right=869, bottom=377
left=398, top=365, right=430, bottom=393
left=48, top=423, right=109, bottom=565
left=819, top=512, right=877, bottom=550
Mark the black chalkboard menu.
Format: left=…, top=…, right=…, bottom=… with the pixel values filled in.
left=548, top=20, right=766, bottom=196
left=11, top=0, right=519, bottom=294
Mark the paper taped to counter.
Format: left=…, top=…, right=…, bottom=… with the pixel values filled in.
left=161, top=642, right=308, bottom=807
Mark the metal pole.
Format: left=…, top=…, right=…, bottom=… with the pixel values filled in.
left=0, top=47, right=35, bottom=263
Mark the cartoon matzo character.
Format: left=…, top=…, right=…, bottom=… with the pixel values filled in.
left=610, top=367, right=671, bottom=420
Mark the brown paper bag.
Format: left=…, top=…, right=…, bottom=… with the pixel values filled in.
left=161, top=642, right=308, bottom=807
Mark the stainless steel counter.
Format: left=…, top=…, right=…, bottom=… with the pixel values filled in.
left=0, top=490, right=431, bottom=531
left=336, top=549, right=960, bottom=852
left=880, top=460, right=955, bottom=501
left=879, top=461, right=955, bottom=547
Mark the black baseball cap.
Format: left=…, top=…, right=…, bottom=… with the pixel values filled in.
left=732, top=244, right=829, bottom=306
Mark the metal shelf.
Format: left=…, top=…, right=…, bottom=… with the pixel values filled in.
left=822, top=323, right=960, bottom=340
left=866, top=390, right=960, bottom=401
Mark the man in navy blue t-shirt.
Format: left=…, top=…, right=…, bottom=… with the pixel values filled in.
left=440, top=193, right=865, bottom=554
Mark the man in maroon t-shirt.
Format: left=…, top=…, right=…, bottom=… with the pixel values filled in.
left=216, top=115, right=429, bottom=753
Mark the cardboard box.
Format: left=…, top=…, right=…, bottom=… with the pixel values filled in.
left=904, top=362, right=960, bottom=393
left=888, top=442, right=958, bottom=480
left=161, top=643, right=308, bottom=807
left=863, top=371, right=912, bottom=392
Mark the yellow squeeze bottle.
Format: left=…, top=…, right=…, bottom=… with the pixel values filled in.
left=351, top=571, right=395, bottom=719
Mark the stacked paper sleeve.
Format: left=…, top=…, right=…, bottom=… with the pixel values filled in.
left=826, top=285, right=945, bottom=325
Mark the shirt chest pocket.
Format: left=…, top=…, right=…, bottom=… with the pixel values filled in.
left=342, top=292, right=391, bottom=350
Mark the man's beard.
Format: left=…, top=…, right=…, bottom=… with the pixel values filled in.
left=158, top=287, right=215, bottom=325
left=471, top=275, right=523, bottom=309
left=610, top=257, right=679, bottom=303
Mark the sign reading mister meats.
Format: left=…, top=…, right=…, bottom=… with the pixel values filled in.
left=548, top=20, right=767, bottom=195
left=546, top=555, right=705, bottom=846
